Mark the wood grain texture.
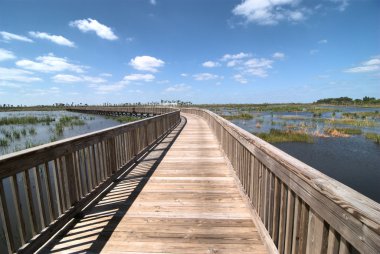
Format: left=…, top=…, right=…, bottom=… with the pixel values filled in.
left=42, top=114, right=268, bottom=254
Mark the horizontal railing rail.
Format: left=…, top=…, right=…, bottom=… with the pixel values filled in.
left=182, top=108, right=380, bottom=254
left=67, top=106, right=178, bottom=116
left=0, top=108, right=180, bottom=253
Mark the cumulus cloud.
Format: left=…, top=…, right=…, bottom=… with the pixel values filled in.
left=16, top=53, right=86, bottom=73
left=318, top=39, right=328, bottom=44
left=52, top=74, right=106, bottom=83
left=221, top=52, right=251, bottom=61
left=0, top=67, right=41, bottom=83
left=0, top=31, right=33, bottom=43
left=123, top=73, right=155, bottom=82
left=243, top=58, right=273, bottom=77
left=165, top=83, right=191, bottom=92
left=202, top=61, right=220, bottom=68
left=193, top=73, right=219, bottom=81
left=70, top=18, right=118, bottom=40
left=0, top=48, right=16, bottom=61
left=233, top=74, right=248, bottom=84
left=29, top=31, right=75, bottom=47
left=344, top=56, right=380, bottom=73
left=129, top=56, right=165, bottom=72
left=272, top=52, right=285, bottom=59
left=232, top=0, right=306, bottom=25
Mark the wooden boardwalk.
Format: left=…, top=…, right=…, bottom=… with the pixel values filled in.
left=41, top=114, right=267, bottom=253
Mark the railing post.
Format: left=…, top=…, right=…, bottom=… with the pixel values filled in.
left=107, top=138, right=117, bottom=173
left=64, top=154, right=78, bottom=205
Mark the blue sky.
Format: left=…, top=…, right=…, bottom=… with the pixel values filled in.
left=0, top=0, right=379, bottom=105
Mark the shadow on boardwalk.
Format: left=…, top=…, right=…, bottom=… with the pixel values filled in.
left=39, top=117, right=186, bottom=253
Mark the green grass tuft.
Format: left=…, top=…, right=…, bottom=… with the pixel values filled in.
left=255, top=129, right=314, bottom=143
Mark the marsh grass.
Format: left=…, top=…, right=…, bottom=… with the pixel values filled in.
left=255, top=129, right=314, bottom=143
left=343, top=111, right=380, bottom=119
left=220, top=113, right=254, bottom=120
left=107, top=116, right=140, bottom=123
left=54, top=116, right=85, bottom=136
left=365, top=133, right=380, bottom=144
left=0, top=116, right=55, bottom=125
left=324, top=128, right=362, bottom=137
left=29, top=127, right=37, bottom=135
left=0, top=138, right=8, bottom=147
left=318, top=118, right=377, bottom=127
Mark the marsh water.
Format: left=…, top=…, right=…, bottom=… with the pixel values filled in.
left=0, top=111, right=121, bottom=156
left=213, top=106, right=380, bottom=202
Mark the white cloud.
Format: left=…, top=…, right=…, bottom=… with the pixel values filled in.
left=0, top=67, right=41, bottom=83
left=272, top=52, right=285, bottom=59
left=344, top=56, right=380, bottom=73
left=70, top=18, right=118, bottom=40
left=221, top=52, right=251, bottom=61
left=0, top=31, right=33, bottom=43
left=331, top=0, right=349, bottom=11
left=129, top=56, right=165, bottom=72
left=233, top=74, right=248, bottom=84
left=180, top=73, right=188, bottom=77
left=193, top=73, right=219, bottom=81
left=165, top=83, right=191, bottom=92
left=123, top=73, right=155, bottom=82
left=232, top=0, right=306, bottom=25
left=52, top=74, right=106, bottom=83
left=202, top=61, right=220, bottom=68
left=150, top=0, right=157, bottom=5
left=318, top=39, right=328, bottom=44
left=16, top=53, right=86, bottom=73
left=0, top=48, right=15, bottom=61
left=29, top=31, right=75, bottom=47
left=100, top=73, right=112, bottom=77
left=243, top=58, right=273, bottom=77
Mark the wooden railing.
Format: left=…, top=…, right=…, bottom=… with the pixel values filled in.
left=0, top=109, right=180, bottom=253
left=182, top=108, right=380, bottom=254
left=67, top=106, right=178, bottom=117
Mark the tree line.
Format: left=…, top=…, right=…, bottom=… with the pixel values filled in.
left=314, top=96, right=380, bottom=105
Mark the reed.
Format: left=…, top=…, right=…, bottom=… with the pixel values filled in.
left=255, top=129, right=314, bottom=143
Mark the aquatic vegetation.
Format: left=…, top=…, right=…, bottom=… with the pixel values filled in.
left=365, top=133, right=380, bottom=144
left=29, top=127, right=37, bottom=135
left=54, top=116, right=85, bottom=136
left=12, top=130, right=21, bottom=139
left=0, top=116, right=55, bottom=125
left=255, top=129, right=314, bottom=143
left=220, top=113, right=254, bottom=120
left=21, top=128, right=27, bottom=136
left=342, top=111, right=380, bottom=119
left=324, top=128, right=362, bottom=137
left=319, top=118, right=378, bottom=127
left=278, top=115, right=308, bottom=120
left=107, top=116, right=141, bottom=123
left=0, top=138, right=9, bottom=147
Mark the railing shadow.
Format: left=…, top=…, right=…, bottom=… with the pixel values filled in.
left=39, top=117, right=186, bottom=254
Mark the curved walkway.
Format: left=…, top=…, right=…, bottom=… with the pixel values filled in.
left=41, top=114, right=267, bottom=253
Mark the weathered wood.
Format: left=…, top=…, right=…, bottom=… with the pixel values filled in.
left=44, top=113, right=268, bottom=254
left=0, top=107, right=180, bottom=253
left=327, top=228, right=340, bottom=254
left=182, top=108, right=380, bottom=254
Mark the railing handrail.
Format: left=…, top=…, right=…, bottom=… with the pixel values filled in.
left=182, top=107, right=380, bottom=253
left=0, top=110, right=179, bottom=179
left=0, top=107, right=181, bottom=254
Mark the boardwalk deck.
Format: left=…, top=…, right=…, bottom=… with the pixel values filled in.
left=41, top=114, right=268, bottom=253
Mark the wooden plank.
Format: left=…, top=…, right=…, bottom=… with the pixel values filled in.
left=306, top=210, right=326, bottom=254
left=43, top=113, right=268, bottom=254
left=278, top=182, right=288, bottom=253
left=326, top=228, right=340, bottom=254
left=284, top=189, right=295, bottom=254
